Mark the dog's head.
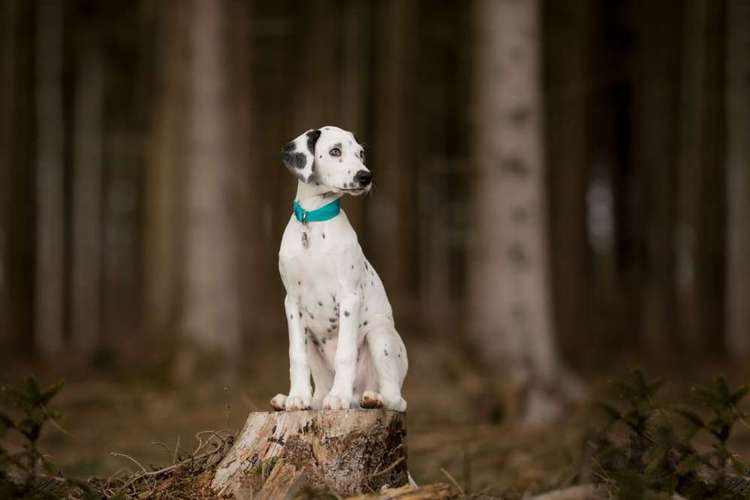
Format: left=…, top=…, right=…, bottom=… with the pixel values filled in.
left=281, top=126, right=371, bottom=195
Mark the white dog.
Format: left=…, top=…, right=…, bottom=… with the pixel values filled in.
left=270, top=126, right=408, bottom=412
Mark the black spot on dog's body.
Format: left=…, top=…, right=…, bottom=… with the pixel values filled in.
left=329, top=317, right=336, bottom=323
left=344, top=311, right=350, bottom=317
left=318, top=301, right=323, bottom=307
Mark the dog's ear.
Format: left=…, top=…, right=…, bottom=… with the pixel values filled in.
left=281, top=129, right=321, bottom=183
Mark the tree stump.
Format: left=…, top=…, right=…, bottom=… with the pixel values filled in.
left=210, top=410, right=409, bottom=498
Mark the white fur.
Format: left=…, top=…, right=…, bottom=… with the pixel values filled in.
left=272, top=126, right=408, bottom=412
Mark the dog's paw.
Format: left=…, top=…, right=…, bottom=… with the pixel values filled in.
left=284, top=394, right=311, bottom=411
left=323, top=393, right=351, bottom=410
left=360, top=391, right=384, bottom=409
left=270, top=393, right=287, bottom=411
left=382, top=394, right=407, bottom=412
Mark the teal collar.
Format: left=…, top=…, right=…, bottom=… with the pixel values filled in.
left=293, top=198, right=341, bottom=223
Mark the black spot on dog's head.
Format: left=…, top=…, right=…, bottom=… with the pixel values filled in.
left=306, top=129, right=321, bottom=154
left=282, top=152, right=307, bottom=170
left=282, top=141, right=296, bottom=152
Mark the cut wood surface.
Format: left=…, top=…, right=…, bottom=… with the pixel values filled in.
left=211, top=410, right=409, bottom=498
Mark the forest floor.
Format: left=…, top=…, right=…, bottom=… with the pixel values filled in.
left=4, top=337, right=750, bottom=498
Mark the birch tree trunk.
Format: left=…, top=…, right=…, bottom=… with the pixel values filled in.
left=469, top=0, right=580, bottom=425
left=177, top=0, right=242, bottom=377
left=725, top=0, right=750, bottom=359
left=34, top=0, right=66, bottom=357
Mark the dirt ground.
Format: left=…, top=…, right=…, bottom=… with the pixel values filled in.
left=3, top=337, right=750, bottom=498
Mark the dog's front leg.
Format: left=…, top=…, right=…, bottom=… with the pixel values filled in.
left=323, top=290, right=360, bottom=410
left=282, top=295, right=312, bottom=410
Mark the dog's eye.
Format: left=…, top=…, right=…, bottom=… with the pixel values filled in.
left=330, top=147, right=341, bottom=157
left=359, top=150, right=365, bottom=162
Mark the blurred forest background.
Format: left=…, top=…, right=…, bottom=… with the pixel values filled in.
left=1, top=0, right=750, bottom=492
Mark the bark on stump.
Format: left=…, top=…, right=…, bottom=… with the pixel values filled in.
left=211, top=410, right=409, bottom=498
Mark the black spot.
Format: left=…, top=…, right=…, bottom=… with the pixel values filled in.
left=305, top=338, right=308, bottom=345
left=282, top=152, right=308, bottom=170
left=322, top=233, right=326, bottom=239
left=326, top=328, right=331, bottom=333
left=511, top=206, right=529, bottom=223
left=363, top=321, right=368, bottom=326
left=318, top=301, right=323, bottom=306
left=508, top=243, right=528, bottom=268
left=306, top=129, right=321, bottom=154
left=508, top=107, right=532, bottom=126
left=501, top=157, right=530, bottom=177
left=344, top=311, right=350, bottom=317
left=384, top=349, right=389, bottom=356
left=282, top=141, right=296, bottom=152
left=329, top=317, right=337, bottom=323
left=351, top=265, right=354, bottom=270
left=298, top=312, right=302, bottom=318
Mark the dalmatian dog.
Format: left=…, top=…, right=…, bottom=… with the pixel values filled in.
left=270, top=126, right=408, bottom=412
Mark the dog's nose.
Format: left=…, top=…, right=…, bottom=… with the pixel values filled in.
left=355, top=170, right=372, bottom=186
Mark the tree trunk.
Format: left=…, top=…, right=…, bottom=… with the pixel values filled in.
left=71, top=42, right=104, bottom=355
left=144, top=0, right=189, bottom=341
left=676, top=0, right=726, bottom=353
left=0, top=1, right=16, bottom=347
left=469, top=0, right=580, bottom=425
left=339, top=0, right=372, bottom=235
left=368, top=0, right=418, bottom=320
left=177, top=0, right=242, bottom=377
left=633, top=0, right=681, bottom=351
left=543, top=0, right=593, bottom=363
left=34, top=0, right=66, bottom=357
left=211, top=410, right=409, bottom=498
left=725, top=0, right=750, bottom=359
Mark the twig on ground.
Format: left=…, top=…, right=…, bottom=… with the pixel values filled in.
left=440, top=467, right=465, bottom=497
